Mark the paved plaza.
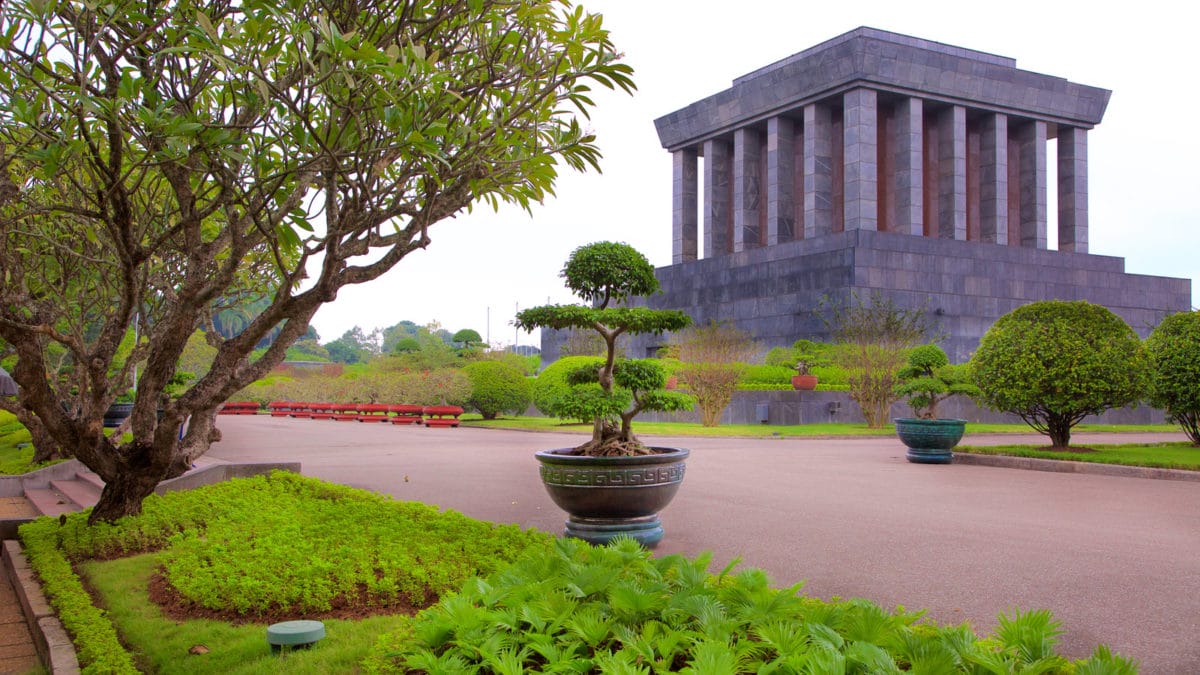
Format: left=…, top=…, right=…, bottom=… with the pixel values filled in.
left=207, top=416, right=1200, bottom=673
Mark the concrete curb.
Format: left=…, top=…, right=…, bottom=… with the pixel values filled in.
left=2, top=539, right=80, bottom=674
left=954, top=452, right=1200, bottom=482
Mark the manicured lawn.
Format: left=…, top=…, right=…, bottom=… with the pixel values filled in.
left=464, top=414, right=1182, bottom=439
left=957, top=442, right=1200, bottom=471
left=83, top=554, right=410, bottom=675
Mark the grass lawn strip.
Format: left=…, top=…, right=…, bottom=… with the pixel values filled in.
left=956, top=442, right=1200, bottom=471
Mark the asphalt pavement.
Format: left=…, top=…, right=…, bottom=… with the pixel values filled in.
left=206, top=417, right=1200, bottom=674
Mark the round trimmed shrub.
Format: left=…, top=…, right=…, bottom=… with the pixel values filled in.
left=971, top=300, right=1149, bottom=447
left=1146, top=311, right=1200, bottom=444
left=531, top=356, right=606, bottom=421
left=463, top=361, right=532, bottom=420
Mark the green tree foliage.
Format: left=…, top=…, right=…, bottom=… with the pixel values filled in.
left=392, top=337, right=422, bottom=354
left=452, top=329, right=483, bottom=349
left=324, top=326, right=381, bottom=364
left=971, top=301, right=1150, bottom=447
left=894, top=344, right=980, bottom=419
left=673, top=321, right=757, bottom=427
left=821, top=292, right=938, bottom=428
left=0, top=0, right=631, bottom=521
left=516, top=242, right=693, bottom=454
left=1145, top=311, right=1200, bottom=445
left=464, top=361, right=532, bottom=419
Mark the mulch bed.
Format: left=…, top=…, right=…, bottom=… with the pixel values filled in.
left=146, top=572, right=430, bottom=624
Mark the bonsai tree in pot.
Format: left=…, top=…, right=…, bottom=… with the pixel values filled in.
left=516, top=241, right=694, bottom=546
left=893, top=344, right=980, bottom=463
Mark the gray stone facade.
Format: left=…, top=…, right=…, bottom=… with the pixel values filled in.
left=542, top=27, right=1191, bottom=364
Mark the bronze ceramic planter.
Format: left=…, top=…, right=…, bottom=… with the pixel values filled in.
left=894, top=418, right=966, bottom=464
left=535, top=447, right=689, bottom=548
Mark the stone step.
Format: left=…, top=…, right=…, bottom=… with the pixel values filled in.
left=51, top=479, right=102, bottom=510
left=76, top=470, right=105, bottom=490
left=22, top=488, right=79, bottom=517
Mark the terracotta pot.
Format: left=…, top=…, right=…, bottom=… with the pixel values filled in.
left=535, top=447, right=689, bottom=548
left=791, top=374, right=818, bottom=390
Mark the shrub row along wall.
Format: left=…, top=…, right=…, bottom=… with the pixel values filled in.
left=620, top=391, right=1166, bottom=426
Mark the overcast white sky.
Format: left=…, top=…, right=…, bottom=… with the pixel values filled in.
left=309, top=0, right=1199, bottom=349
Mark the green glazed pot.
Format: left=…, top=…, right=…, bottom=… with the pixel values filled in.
left=535, top=447, right=689, bottom=548
left=894, top=418, right=966, bottom=464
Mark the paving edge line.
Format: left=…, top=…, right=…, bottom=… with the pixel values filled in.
left=2, top=539, right=80, bottom=674
left=953, top=452, right=1200, bottom=482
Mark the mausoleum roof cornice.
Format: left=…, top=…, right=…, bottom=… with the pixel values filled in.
left=654, top=27, right=1111, bottom=151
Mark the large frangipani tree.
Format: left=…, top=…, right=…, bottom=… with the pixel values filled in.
left=0, top=0, right=633, bottom=522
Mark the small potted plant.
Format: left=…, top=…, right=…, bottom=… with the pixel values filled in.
left=893, top=344, right=980, bottom=463
left=516, top=241, right=695, bottom=547
left=791, top=360, right=818, bottom=390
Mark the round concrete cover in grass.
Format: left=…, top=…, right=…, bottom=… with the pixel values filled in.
left=267, top=620, right=326, bottom=646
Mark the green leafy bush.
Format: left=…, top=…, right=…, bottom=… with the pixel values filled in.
left=532, top=356, right=607, bottom=420
left=371, top=538, right=1137, bottom=673
left=971, top=301, right=1149, bottom=447
left=1146, top=310, right=1200, bottom=444
left=464, top=361, right=532, bottom=419
left=740, top=364, right=795, bottom=386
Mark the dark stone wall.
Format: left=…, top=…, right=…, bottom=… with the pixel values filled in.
left=541, top=230, right=1190, bottom=364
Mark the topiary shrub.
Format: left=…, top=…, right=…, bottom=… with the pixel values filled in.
left=531, top=356, right=607, bottom=421
left=516, top=242, right=694, bottom=455
left=1146, top=310, right=1200, bottom=445
left=971, top=300, right=1150, bottom=447
left=463, top=361, right=532, bottom=419
left=894, top=344, right=980, bottom=419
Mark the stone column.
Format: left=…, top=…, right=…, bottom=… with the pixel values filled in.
left=766, top=116, right=796, bottom=245
left=1057, top=127, right=1088, bottom=253
left=803, top=102, right=833, bottom=238
left=893, top=97, right=923, bottom=236
left=1017, top=120, right=1047, bottom=249
left=937, top=105, right=967, bottom=240
left=978, top=113, right=1008, bottom=245
left=703, top=138, right=732, bottom=257
left=733, top=128, right=763, bottom=252
left=842, top=88, right=878, bottom=231
left=672, top=147, right=698, bottom=263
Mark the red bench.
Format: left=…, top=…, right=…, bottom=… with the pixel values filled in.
left=288, top=402, right=312, bottom=419
left=218, top=401, right=261, bottom=415
left=422, top=405, right=463, bottom=428
left=267, top=401, right=294, bottom=417
left=309, top=403, right=337, bottom=420
left=357, top=404, right=391, bottom=422
left=332, top=404, right=360, bottom=421
left=388, top=404, right=424, bottom=425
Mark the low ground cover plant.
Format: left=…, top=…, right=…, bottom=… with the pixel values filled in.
left=20, top=472, right=549, bottom=671
left=369, top=538, right=1137, bottom=673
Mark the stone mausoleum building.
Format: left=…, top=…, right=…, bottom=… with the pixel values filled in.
left=549, top=27, right=1191, bottom=363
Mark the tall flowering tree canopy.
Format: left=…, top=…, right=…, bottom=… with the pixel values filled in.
left=0, top=0, right=633, bottom=521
